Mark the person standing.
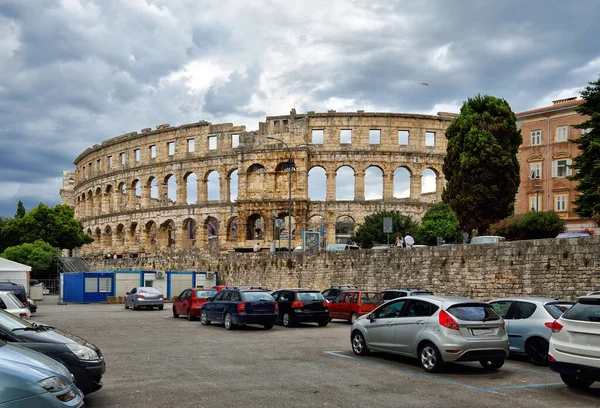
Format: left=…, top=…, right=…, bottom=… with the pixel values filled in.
left=404, top=233, right=415, bottom=248
left=395, top=233, right=404, bottom=248
left=253, top=242, right=261, bottom=252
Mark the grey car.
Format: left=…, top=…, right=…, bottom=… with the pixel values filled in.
left=0, top=340, right=84, bottom=407
left=350, top=295, right=509, bottom=372
left=489, top=297, right=573, bottom=365
left=125, top=287, right=164, bottom=310
left=380, top=289, right=433, bottom=303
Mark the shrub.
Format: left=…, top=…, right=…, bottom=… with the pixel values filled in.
left=489, top=211, right=566, bottom=241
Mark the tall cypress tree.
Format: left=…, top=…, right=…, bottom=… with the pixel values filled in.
left=570, top=77, right=600, bottom=226
left=15, top=200, right=26, bottom=218
left=442, top=95, right=522, bottom=235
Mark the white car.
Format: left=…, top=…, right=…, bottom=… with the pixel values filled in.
left=0, top=291, right=31, bottom=320
left=548, top=294, right=600, bottom=389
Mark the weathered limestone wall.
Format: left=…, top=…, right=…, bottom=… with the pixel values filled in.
left=86, top=236, right=600, bottom=301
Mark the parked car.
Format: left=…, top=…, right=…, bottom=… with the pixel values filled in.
left=0, top=291, right=31, bottom=320
left=328, top=290, right=383, bottom=323
left=371, top=244, right=393, bottom=250
left=271, top=289, right=329, bottom=327
left=27, top=296, right=38, bottom=313
left=0, top=282, right=28, bottom=307
left=326, top=243, right=360, bottom=251
left=548, top=294, right=600, bottom=389
left=351, top=296, right=510, bottom=373
left=0, top=309, right=105, bottom=394
left=470, top=236, right=506, bottom=244
left=321, top=285, right=359, bottom=302
left=200, top=288, right=278, bottom=330
left=381, top=289, right=434, bottom=303
left=43, top=287, right=50, bottom=295
left=0, top=340, right=84, bottom=407
left=555, top=230, right=593, bottom=239
left=172, top=288, right=218, bottom=320
left=488, top=297, right=573, bottom=365
left=125, top=287, right=164, bottom=310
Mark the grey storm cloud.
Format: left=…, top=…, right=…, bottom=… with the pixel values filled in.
left=1, top=0, right=599, bottom=216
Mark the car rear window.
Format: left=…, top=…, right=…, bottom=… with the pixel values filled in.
left=544, top=302, right=574, bottom=319
left=139, top=288, right=161, bottom=294
left=4, top=293, right=22, bottom=309
left=561, top=300, right=600, bottom=322
left=360, top=292, right=382, bottom=304
left=296, top=292, right=324, bottom=302
left=447, top=303, right=501, bottom=321
left=413, top=291, right=433, bottom=296
left=242, top=292, right=274, bottom=302
left=196, top=290, right=217, bottom=298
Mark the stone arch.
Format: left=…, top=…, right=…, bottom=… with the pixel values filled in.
left=164, top=174, right=177, bottom=204
left=228, top=169, right=238, bottom=202
left=336, top=166, right=355, bottom=200
left=335, top=215, right=355, bottom=244
left=394, top=166, right=412, bottom=198
left=159, top=219, right=176, bottom=249
left=94, top=187, right=102, bottom=215
left=227, top=217, right=238, bottom=242
left=365, top=165, right=383, bottom=200
left=94, top=227, right=101, bottom=250
left=182, top=218, right=197, bottom=248
left=129, top=222, right=140, bottom=249
left=246, top=213, right=265, bottom=240
left=206, top=170, right=220, bottom=201
left=117, top=182, right=127, bottom=210
left=308, top=166, right=326, bottom=201
left=205, top=216, right=219, bottom=239
left=115, top=224, right=125, bottom=248
left=103, top=225, right=112, bottom=251
left=307, top=214, right=326, bottom=234
left=104, top=185, right=114, bottom=213
left=132, top=179, right=142, bottom=197
left=275, top=212, right=296, bottom=242
left=86, top=190, right=93, bottom=216
left=247, top=163, right=266, bottom=173
left=421, top=168, right=437, bottom=194
left=276, top=161, right=293, bottom=172
left=246, top=164, right=266, bottom=194
left=144, top=221, right=158, bottom=252
left=184, top=172, right=198, bottom=204
left=148, top=177, right=159, bottom=200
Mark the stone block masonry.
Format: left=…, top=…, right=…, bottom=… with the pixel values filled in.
left=86, top=236, right=600, bottom=301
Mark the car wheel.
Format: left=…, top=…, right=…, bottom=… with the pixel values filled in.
left=158, top=305, right=163, bottom=311
left=318, top=320, right=328, bottom=327
left=200, top=310, right=211, bottom=325
left=479, top=358, right=505, bottom=370
left=264, top=322, right=274, bottom=330
left=560, top=374, right=594, bottom=389
left=172, top=306, right=178, bottom=318
left=282, top=313, right=293, bottom=327
left=419, top=343, right=444, bottom=373
left=351, top=331, right=370, bottom=356
left=525, top=338, right=549, bottom=366
left=224, top=313, right=235, bottom=330
left=187, top=309, right=195, bottom=321
left=350, top=313, right=358, bottom=324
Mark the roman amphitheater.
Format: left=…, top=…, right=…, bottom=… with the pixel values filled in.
left=61, top=109, right=456, bottom=256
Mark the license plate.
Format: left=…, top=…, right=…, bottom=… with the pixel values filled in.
left=472, top=328, right=494, bottom=336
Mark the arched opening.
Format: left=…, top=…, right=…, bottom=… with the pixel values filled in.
left=394, top=167, right=411, bottom=198
left=115, top=224, right=125, bottom=248
left=165, top=174, right=177, bottom=203
left=247, top=163, right=266, bottom=173
left=105, top=185, right=114, bottom=213
left=307, top=215, right=326, bottom=232
left=118, top=182, right=127, bottom=210
left=206, top=170, right=220, bottom=201
left=246, top=214, right=265, bottom=240
left=184, top=172, right=197, bottom=204
left=227, top=217, right=238, bottom=242
left=275, top=213, right=296, bottom=243
left=246, top=164, right=266, bottom=193
left=308, top=167, right=326, bottom=201
left=335, top=216, right=355, bottom=244
left=422, top=168, right=437, bottom=194
left=159, top=220, right=175, bottom=249
left=132, top=179, right=141, bottom=197
left=276, top=161, right=293, bottom=172
left=94, top=187, right=102, bottom=215
left=103, top=225, right=112, bottom=250
left=94, top=227, right=101, bottom=250
left=182, top=218, right=196, bottom=248
left=365, top=166, right=383, bottom=200
left=229, top=169, right=238, bottom=202
left=129, top=222, right=139, bottom=248
left=149, top=177, right=159, bottom=200
left=336, top=166, right=355, bottom=201
left=144, top=221, right=158, bottom=252
left=205, top=217, right=219, bottom=239
left=306, top=214, right=326, bottom=251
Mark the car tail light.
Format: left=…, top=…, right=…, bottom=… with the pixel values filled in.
left=439, top=310, right=459, bottom=330
left=548, top=354, right=556, bottom=362
left=135, top=294, right=145, bottom=299
left=545, top=321, right=563, bottom=333
left=19, top=312, right=28, bottom=319
left=291, top=301, right=304, bottom=309
left=322, top=301, right=329, bottom=308
left=22, top=301, right=28, bottom=306
left=445, top=349, right=461, bottom=354
left=274, top=302, right=279, bottom=311
left=237, top=302, right=246, bottom=311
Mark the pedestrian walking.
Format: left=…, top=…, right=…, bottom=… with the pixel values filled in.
left=404, top=233, right=415, bottom=248
left=395, top=233, right=404, bottom=248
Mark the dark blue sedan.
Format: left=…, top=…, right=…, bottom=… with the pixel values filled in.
left=200, top=288, right=278, bottom=330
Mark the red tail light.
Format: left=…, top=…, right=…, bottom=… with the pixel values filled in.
left=291, top=301, right=304, bottom=309
left=135, top=294, right=145, bottom=299
left=548, top=354, right=556, bottom=362
left=274, top=302, right=279, bottom=311
left=322, top=301, right=329, bottom=308
left=22, top=301, right=28, bottom=306
left=439, top=310, right=459, bottom=330
left=19, top=312, right=28, bottom=319
left=237, top=302, right=246, bottom=311
left=545, top=321, right=563, bottom=333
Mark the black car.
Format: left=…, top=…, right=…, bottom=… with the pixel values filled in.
left=272, top=289, right=329, bottom=327
left=321, top=285, right=359, bottom=301
left=200, top=288, right=277, bottom=330
left=0, top=309, right=106, bottom=394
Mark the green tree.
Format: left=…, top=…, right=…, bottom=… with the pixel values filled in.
left=351, top=211, right=418, bottom=249
left=489, top=211, right=566, bottom=241
left=415, top=203, right=463, bottom=246
left=442, top=95, right=522, bottom=235
left=570, top=76, right=600, bottom=226
left=15, top=200, right=26, bottom=218
left=1, top=240, right=61, bottom=278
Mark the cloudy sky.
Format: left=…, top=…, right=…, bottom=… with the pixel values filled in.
left=1, top=0, right=599, bottom=217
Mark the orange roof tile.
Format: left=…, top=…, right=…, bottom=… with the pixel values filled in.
left=516, top=99, right=585, bottom=116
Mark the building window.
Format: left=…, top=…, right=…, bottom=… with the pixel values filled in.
left=369, top=129, right=381, bottom=145
left=311, top=129, right=324, bottom=144
left=208, top=136, right=217, bottom=150
left=531, top=130, right=542, bottom=146
left=555, top=194, right=567, bottom=212
left=556, top=126, right=569, bottom=142
left=398, top=130, right=409, bottom=145
left=168, top=142, right=175, bottom=156
left=134, top=149, right=140, bottom=162
left=187, top=139, right=195, bottom=153
left=108, top=156, right=113, bottom=168
left=120, top=152, right=126, bottom=165
left=150, top=145, right=157, bottom=159
left=552, top=159, right=571, bottom=178
left=97, top=159, right=102, bottom=171
left=340, top=129, right=352, bottom=144
left=529, top=162, right=542, bottom=179
left=425, top=131, right=435, bottom=147
left=529, top=195, right=541, bottom=212
left=232, top=134, right=239, bottom=148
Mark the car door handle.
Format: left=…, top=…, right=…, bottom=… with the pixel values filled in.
left=416, top=320, right=426, bottom=325
left=386, top=321, right=394, bottom=326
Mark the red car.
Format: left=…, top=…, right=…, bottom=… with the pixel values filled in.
left=172, top=288, right=218, bottom=321
left=328, top=290, right=383, bottom=323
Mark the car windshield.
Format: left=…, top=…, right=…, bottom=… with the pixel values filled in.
left=327, top=244, right=347, bottom=251
left=296, top=292, right=324, bottom=302
left=361, top=292, right=382, bottom=304
left=242, top=292, right=273, bottom=302
left=561, top=300, right=600, bottom=322
left=447, top=303, right=500, bottom=321
left=471, top=237, right=499, bottom=244
left=0, top=309, right=32, bottom=330
left=196, top=290, right=217, bottom=298
left=544, top=302, right=574, bottom=319
left=139, top=288, right=161, bottom=294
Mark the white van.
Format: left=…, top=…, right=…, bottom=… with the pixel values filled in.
left=326, top=244, right=360, bottom=251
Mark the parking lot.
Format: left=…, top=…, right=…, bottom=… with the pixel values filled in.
left=32, top=298, right=599, bottom=408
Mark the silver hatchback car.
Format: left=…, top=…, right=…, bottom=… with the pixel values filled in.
left=125, top=287, right=164, bottom=310
left=350, top=296, right=509, bottom=372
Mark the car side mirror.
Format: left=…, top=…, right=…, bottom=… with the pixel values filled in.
left=174, top=296, right=179, bottom=301
left=208, top=296, right=214, bottom=301
left=369, top=313, right=375, bottom=323
left=125, top=292, right=130, bottom=295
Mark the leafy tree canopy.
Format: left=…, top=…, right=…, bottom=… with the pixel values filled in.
left=1, top=240, right=61, bottom=278
left=352, top=211, right=418, bottom=249
left=15, top=200, right=26, bottom=218
left=442, top=95, right=522, bottom=235
left=489, top=211, right=566, bottom=241
left=0, top=203, right=93, bottom=252
left=415, top=203, right=463, bottom=246
left=570, top=76, right=600, bottom=226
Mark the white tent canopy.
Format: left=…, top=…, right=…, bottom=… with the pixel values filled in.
left=0, top=257, right=31, bottom=272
